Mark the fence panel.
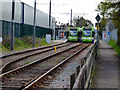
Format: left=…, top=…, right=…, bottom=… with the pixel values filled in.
left=110, top=29, right=117, bottom=42
left=72, top=42, right=96, bottom=89
left=2, top=20, right=50, bottom=38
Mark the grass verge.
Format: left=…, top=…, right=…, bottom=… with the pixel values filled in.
left=108, top=40, right=120, bottom=56
left=1, top=36, right=50, bottom=52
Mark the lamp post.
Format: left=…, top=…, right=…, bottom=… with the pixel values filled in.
left=70, top=9, right=72, bottom=26
left=33, top=0, right=36, bottom=47
left=46, top=0, right=51, bottom=44
left=49, top=0, right=51, bottom=34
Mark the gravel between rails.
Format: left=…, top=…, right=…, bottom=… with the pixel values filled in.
left=0, top=43, right=70, bottom=70
left=1, top=43, right=83, bottom=88
left=1, top=43, right=73, bottom=73
left=0, top=43, right=65, bottom=67
left=44, top=44, right=94, bottom=88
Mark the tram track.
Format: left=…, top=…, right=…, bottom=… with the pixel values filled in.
left=1, top=43, right=84, bottom=89
left=1, top=43, right=64, bottom=58
left=22, top=43, right=91, bottom=89
left=0, top=43, right=65, bottom=67
left=0, top=43, right=70, bottom=73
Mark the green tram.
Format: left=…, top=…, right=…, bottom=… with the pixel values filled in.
left=68, top=27, right=80, bottom=41
left=68, top=26, right=95, bottom=43
left=81, top=26, right=95, bottom=43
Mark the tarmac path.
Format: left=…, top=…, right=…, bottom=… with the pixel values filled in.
left=92, top=40, right=119, bottom=89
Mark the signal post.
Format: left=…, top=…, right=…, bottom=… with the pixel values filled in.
left=95, top=14, right=101, bottom=58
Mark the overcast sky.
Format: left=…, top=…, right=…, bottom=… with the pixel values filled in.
left=20, top=0, right=103, bottom=26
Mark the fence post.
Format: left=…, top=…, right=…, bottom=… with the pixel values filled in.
left=76, top=65, right=80, bottom=78
left=70, top=73, right=75, bottom=90
left=81, top=73, right=85, bottom=90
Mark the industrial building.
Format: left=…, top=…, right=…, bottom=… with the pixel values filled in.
left=0, top=0, right=55, bottom=38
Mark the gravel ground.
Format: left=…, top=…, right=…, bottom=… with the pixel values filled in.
left=2, top=43, right=83, bottom=87
left=46, top=44, right=93, bottom=88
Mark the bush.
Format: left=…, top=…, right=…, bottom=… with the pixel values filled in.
left=2, top=36, right=11, bottom=50
left=108, top=40, right=120, bottom=55
left=2, top=36, right=49, bottom=51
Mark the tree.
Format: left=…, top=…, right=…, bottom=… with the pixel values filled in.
left=73, top=16, right=93, bottom=28
left=99, top=17, right=108, bottom=33
left=97, top=0, right=120, bottom=46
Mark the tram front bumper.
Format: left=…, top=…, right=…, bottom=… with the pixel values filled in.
left=81, top=37, right=94, bottom=42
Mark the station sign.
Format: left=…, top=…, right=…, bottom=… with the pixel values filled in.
left=103, top=33, right=107, bottom=40
left=108, top=32, right=111, bottom=35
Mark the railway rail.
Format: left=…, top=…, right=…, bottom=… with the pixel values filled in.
left=0, top=43, right=90, bottom=89
left=1, top=43, right=70, bottom=73
left=1, top=43, right=64, bottom=58
left=0, top=43, right=65, bottom=67
left=22, top=43, right=91, bottom=89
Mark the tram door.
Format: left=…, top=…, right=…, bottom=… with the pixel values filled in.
left=78, top=31, right=82, bottom=41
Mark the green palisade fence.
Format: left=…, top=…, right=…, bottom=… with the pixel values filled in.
left=1, top=20, right=52, bottom=38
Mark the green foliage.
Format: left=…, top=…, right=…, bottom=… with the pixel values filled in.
left=2, top=36, right=49, bottom=51
left=96, top=0, right=120, bottom=46
left=108, top=40, right=120, bottom=55
left=99, top=17, right=108, bottom=33
left=73, top=17, right=93, bottom=27
left=24, top=61, right=33, bottom=65
left=91, top=71, right=95, bottom=79
left=14, top=38, right=32, bottom=50
left=62, top=57, right=67, bottom=60
left=2, top=36, right=11, bottom=50
left=0, top=43, right=1, bottom=48
left=39, top=37, right=49, bottom=46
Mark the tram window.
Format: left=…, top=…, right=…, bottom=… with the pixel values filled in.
left=70, top=29, right=77, bottom=36
left=83, top=29, right=91, bottom=37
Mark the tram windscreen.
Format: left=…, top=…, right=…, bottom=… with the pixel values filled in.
left=83, top=28, right=92, bottom=37
left=70, top=29, right=77, bottom=36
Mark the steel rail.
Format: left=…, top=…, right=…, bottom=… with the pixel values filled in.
left=22, top=44, right=90, bottom=89
left=0, top=42, right=64, bottom=58
left=0, top=43, right=70, bottom=73
left=0, top=43, right=81, bottom=78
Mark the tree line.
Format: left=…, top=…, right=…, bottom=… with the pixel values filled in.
left=96, top=0, right=120, bottom=46
left=73, top=16, right=93, bottom=28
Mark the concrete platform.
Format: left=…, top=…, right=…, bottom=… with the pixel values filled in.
left=52, top=39, right=67, bottom=43
left=92, top=40, right=119, bottom=89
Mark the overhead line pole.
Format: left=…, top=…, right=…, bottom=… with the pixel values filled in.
left=49, top=0, right=51, bottom=34
left=70, top=9, right=72, bottom=26
left=11, top=0, right=15, bottom=51
left=33, top=0, right=36, bottom=47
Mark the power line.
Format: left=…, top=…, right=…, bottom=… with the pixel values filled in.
left=52, top=12, right=87, bottom=15
left=36, top=3, right=68, bottom=6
